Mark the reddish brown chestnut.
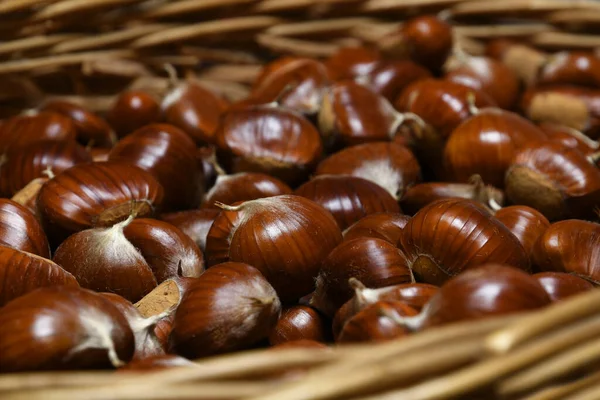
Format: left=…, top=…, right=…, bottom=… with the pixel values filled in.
left=0, top=199, right=49, bottom=257
left=536, top=51, right=600, bottom=88
left=170, top=262, right=281, bottom=358
left=0, top=111, right=77, bottom=154
left=10, top=177, right=46, bottom=216
left=204, top=204, right=242, bottom=267
left=533, top=272, right=594, bottom=302
left=325, top=47, right=381, bottom=81
left=495, top=205, right=550, bottom=261
left=161, top=209, right=220, bottom=252
left=356, top=60, right=431, bottom=103
left=107, top=90, right=160, bottom=138
left=311, top=237, right=414, bottom=317
left=0, top=286, right=134, bottom=372
left=400, top=198, right=530, bottom=285
left=343, top=212, right=410, bottom=245
left=109, top=123, right=204, bottom=211
left=485, top=39, right=547, bottom=85
left=538, top=123, right=599, bottom=155
left=269, top=306, right=329, bottom=346
left=295, top=175, right=400, bottom=230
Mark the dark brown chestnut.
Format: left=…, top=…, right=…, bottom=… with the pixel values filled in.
left=170, top=262, right=281, bottom=358
left=0, top=199, right=50, bottom=258
left=343, top=212, right=410, bottom=245
left=325, top=47, right=381, bottom=81
left=161, top=209, right=220, bottom=252
left=315, top=142, right=421, bottom=200
left=495, top=205, right=550, bottom=262
left=268, top=306, right=329, bottom=346
left=107, top=90, right=160, bottom=138
left=0, top=286, right=134, bottom=372
left=538, top=123, right=599, bottom=155
left=399, top=198, right=530, bottom=285
left=533, top=272, right=595, bottom=302
left=215, top=105, right=323, bottom=186
left=204, top=204, right=242, bottom=267
left=311, top=237, right=414, bottom=317
left=356, top=60, right=431, bottom=103
left=0, top=111, right=77, bottom=154
left=109, top=123, right=204, bottom=211
left=295, top=175, right=400, bottom=230
left=536, top=51, right=600, bottom=88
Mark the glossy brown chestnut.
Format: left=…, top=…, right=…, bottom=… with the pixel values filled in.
left=10, top=177, right=46, bottom=216
left=53, top=217, right=204, bottom=302
left=0, top=246, right=78, bottom=307
left=495, top=205, right=550, bottom=261
left=538, top=123, right=599, bottom=155
left=0, top=199, right=49, bottom=257
left=41, top=100, right=116, bottom=148
left=204, top=204, right=242, bottom=267
left=337, top=301, right=417, bottom=343
left=208, top=195, right=342, bottom=302
left=38, top=161, right=164, bottom=246
left=170, top=262, right=281, bottom=358
left=325, top=47, right=381, bottom=81
left=444, top=108, right=547, bottom=187
left=444, top=55, right=520, bottom=110
left=0, top=140, right=91, bottom=197
left=485, top=39, right=548, bottom=85
left=311, top=237, right=414, bottom=317
left=249, top=58, right=330, bottom=115
left=343, top=213, right=410, bottom=245
left=505, top=142, right=600, bottom=220
left=215, top=105, right=323, bottom=185
left=533, top=272, right=595, bottom=302
left=107, top=90, right=160, bottom=138
left=395, top=79, right=496, bottom=138
left=315, top=142, right=421, bottom=200
left=400, top=177, right=504, bottom=215
left=533, top=220, right=600, bottom=283
left=536, top=51, right=600, bottom=88
left=268, top=306, right=329, bottom=345
left=161, top=209, right=220, bottom=252
left=162, top=81, right=229, bottom=145
left=0, top=111, right=77, bottom=154
left=295, top=175, right=400, bottom=230
left=109, top=123, right=204, bottom=211
left=120, top=354, right=195, bottom=371
left=356, top=60, right=431, bottom=103
left=400, top=199, right=530, bottom=285
left=0, top=286, right=134, bottom=372
left=203, top=172, right=291, bottom=209
left=379, top=15, right=453, bottom=72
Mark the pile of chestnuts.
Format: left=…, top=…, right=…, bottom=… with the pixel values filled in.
left=0, top=14, right=599, bottom=375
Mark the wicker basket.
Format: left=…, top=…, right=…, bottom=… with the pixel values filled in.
left=2, top=1, right=600, bottom=399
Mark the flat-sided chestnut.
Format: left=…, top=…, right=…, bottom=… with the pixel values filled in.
left=109, top=123, right=204, bottom=211
left=315, top=142, right=421, bottom=200
left=356, top=60, right=431, bottom=103
left=53, top=217, right=204, bottom=302
left=343, top=213, right=410, bottom=245
left=161, top=209, right=220, bottom=252
left=215, top=105, right=323, bottom=185
left=204, top=204, right=242, bottom=267
left=0, top=199, right=49, bottom=257
left=170, top=262, right=281, bottom=358
left=495, top=205, right=550, bottom=261
left=505, top=142, right=600, bottom=220
left=0, top=286, right=134, bottom=372
left=325, top=47, right=381, bottom=81
left=38, top=161, right=164, bottom=246
left=107, top=90, right=160, bottom=138
left=269, top=306, right=329, bottom=345
left=533, top=220, right=600, bottom=283
left=533, top=272, right=594, bottom=302
left=0, top=140, right=91, bottom=197
left=295, top=175, right=400, bottom=230
left=0, top=111, right=77, bottom=154
left=206, top=195, right=342, bottom=302
left=311, top=237, right=414, bottom=317
left=41, top=100, right=116, bottom=148
left=399, top=198, right=530, bottom=285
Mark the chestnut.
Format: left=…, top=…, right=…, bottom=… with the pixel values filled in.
left=505, top=142, right=600, bottom=220
left=269, top=305, right=329, bottom=346
left=120, top=354, right=195, bottom=372
left=53, top=216, right=204, bottom=302
left=399, top=198, right=530, bottom=285
left=0, top=111, right=77, bottom=154
left=41, top=100, right=116, bottom=148
left=485, top=39, right=547, bottom=85
left=295, top=175, right=400, bottom=230
left=533, top=220, right=600, bottom=284
left=536, top=51, right=600, bottom=88
left=0, top=140, right=91, bottom=197
left=0, top=246, right=78, bottom=307
left=170, top=262, right=281, bottom=358
left=311, top=237, right=414, bottom=317
left=10, top=177, right=46, bottom=216
left=0, top=199, right=50, bottom=258
left=162, top=80, right=229, bottom=145
left=356, top=60, right=431, bottom=103
left=0, top=286, right=134, bottom=372
left=315, top=142, right=421, bottom=200
left=538, top=123, right=599, bottom=155
left=271, top=340, right=328, bottom=350
left=533, top=272, right=595, bottom=302
left=215, top=105, right=323, bottom=186
left=343, top=212, right=410, bottom=245
left=205, top=203, right=242, bottom=267
left=338, top=301, right=417, bottom=343
left=37, top=161, right=164, bottom=246
left=109, top=123, right=204, bottom=211
left=494, top=205, right=550, bottom=262
left=107, top=90, right=160, bottom=138
left=325, top=46, right=381, bottom=81
left=207, top=195, right=342, bottom=302
left=444, top=107, right=547, bottom=187
left=161, top=209, right=220, bottom=252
